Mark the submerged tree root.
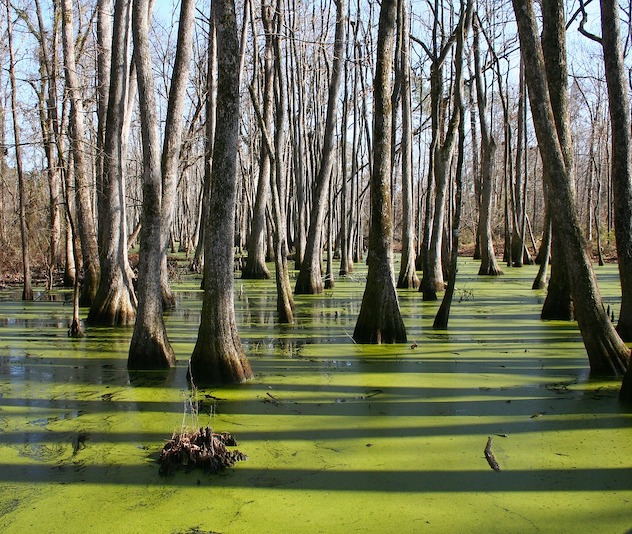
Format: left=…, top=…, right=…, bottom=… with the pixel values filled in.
left=158, top=427, right=247, bottom=476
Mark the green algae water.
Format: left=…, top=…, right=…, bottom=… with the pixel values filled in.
left=0, top=259, right=631, bottom=533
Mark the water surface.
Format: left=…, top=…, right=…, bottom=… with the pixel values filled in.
left=0, top=259, right=630, bottom=533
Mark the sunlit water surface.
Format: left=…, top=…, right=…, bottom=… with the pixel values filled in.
left=0, top=259, right=630, bottom=533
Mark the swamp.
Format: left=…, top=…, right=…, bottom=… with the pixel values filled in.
left=0, top=258, right=631, bottom=533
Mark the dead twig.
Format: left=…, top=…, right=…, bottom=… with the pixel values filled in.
left=484, top=436, right=501, bottom=471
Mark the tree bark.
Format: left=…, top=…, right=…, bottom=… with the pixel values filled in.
left=189, top=0, right=253, bottom=386
left=434, top=0, right=471, bottom=328
left=396, top=0, right=419, bottom=289
left=87, top=0, right=137, bottom=325
left=158, top=0, right=196, bottom=309
left=6, top=0, right=33, bottom=301
left=128, top=0, right=175, bottom=369
left=473, top=13, right=502, bottom=277
left=353, top=0, right=406, bottom=344
left=599, top=0, right=632, bottom=341
left=295, top=0, right=346, bottom=294
left=60, top=0, right=100, bottom=306
left=243, top=2, right=274, bottom=281
left=270, top=0, right=294, bottom=323
left=512, top=0, right=629, bottom=376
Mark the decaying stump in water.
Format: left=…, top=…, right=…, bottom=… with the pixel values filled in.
left=158, top=426, right=247, bottom=475
left=484, top=436, right=501, bottom=471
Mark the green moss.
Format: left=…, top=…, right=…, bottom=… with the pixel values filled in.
left=0, top=259, right=630, bottom=533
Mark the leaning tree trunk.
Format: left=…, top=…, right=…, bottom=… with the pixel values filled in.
left=295, top=0, right=346, bottom=295
left=512, top=0, right=629, bottom=376
left=189, top=0, right=253, bottom=386
left=60, top=0, right=100, bottom=306
left=353, top=0, right=406, bottom=344
left=87, top=0, right=136, bottom=325
left=128, top=0, right=175, bottom=370
left=600, top=0, right=632, bottom=341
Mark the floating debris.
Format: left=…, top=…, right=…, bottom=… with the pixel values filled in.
left=158, top=427, right=247, bottom=476
left=484, top=436, right=501, bottom=472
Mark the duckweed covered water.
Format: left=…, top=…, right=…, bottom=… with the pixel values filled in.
left=0, top=259, right=631, bottom=533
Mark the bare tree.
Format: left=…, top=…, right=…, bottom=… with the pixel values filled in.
left=396, top=0, right=419, bottom=289
left=5, top=0, right=32, bottom=300
left=295, top=0, right=346, bottom=294
left=189, top=0, right=253, bottom=385
left=511, top=0, right=629, bottom=376
left=353, top=0, right=406, bottom=343
left=87, top=0, right=136, bottom=325
left=127, top=0, right=176, bottom=369
left=159, top=0, right=196, bottom=308
left=434, top=0, right=472, bottom=328
left=597, top=0, right=632, bottom=341
left=472, top=9, right=502, bottom=277
left=60, top=0, right=100, bottom=306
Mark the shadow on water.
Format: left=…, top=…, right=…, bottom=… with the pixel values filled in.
left=1, top=260, right=631, bottom=532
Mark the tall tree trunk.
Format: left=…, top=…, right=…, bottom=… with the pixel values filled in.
left=434, top=0, right=471, bottom=328
left=192, top=7, right=217, bottom=274
left=473, top=12, right=502, bottom=277
left=243, top=2, right=274, bottom=281
left=419, top=6, right=460, bottom=300
left=33, top=0, right=62, bottom=277
left=353, top=0, right=406, bottom=344
left=599, top=0, right=632, bottom=341
left=295, top=0, right=346, bottom=294
left=128, top=0, right=175, bottom=369
left=270, top=0, right=294, bottom=323
left=87, top=0, right=137, bottom=325
left=190, top=0, right=253, bottom=386
left=396, top=0, right=419, bottom=289
left=159, top=0, right=196, bottom=308
left=96, top=0, right=112, bottom=250
left=60, top=0, right=100, bottom=306
left=6, top=0, right=33, bottom=301
left=512, top=0, right=629, bottom=376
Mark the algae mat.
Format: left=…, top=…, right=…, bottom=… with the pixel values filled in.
left=0, top=259, right=630, bottom=533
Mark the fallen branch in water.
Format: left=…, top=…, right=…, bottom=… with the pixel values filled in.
left=484, top=436, right=501, bottom=471
left=158, top=426, right=247, bottom=476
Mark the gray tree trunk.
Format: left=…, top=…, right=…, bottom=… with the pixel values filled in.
left=353, top=0, right=406, bottom=344
left=512, top=0, right=629, bottom=376
left=434, top=0, right=471, bottom=328
left=243, top=2, right=274, bottom=281
left=295, top=0, right=346, bottom=294
left=270, top=0, right=294, bottom=323
left=88, top=0, right=137, bottom=326
left=128, top=0, right=175, bottom=369
left=396, top=0, right=419, bottom=289
left=189, top=0, right=253, bottom=386
left=599, top=0, right=632, bottom=341
left=6, top=0, right=33, bottom=301
left=473, top=14, right=502, bottom=277
left=159, top=0, right=196, bottom=308
left=60, top=0, right=100, bottom=306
